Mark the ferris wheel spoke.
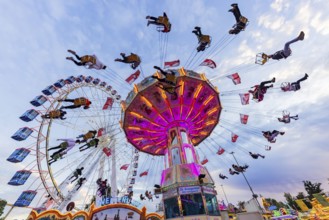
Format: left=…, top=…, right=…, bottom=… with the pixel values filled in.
left=14, top=75, right=134, bottom=212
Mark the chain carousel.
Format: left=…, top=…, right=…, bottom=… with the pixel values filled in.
left=121, top=68, right=222, bottom=220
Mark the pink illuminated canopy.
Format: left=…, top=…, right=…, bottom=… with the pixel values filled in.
left=121, top=68, right=222, bottom=155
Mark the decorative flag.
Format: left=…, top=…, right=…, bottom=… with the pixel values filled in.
left=125, top=70, right=141, bottom=84
left=102, top=97, right=114, bottom=110
left=139, top=170, right=148, bottom=177
left=164, top=60, right=180, bottom=69
left=227, top=73, right=241, bottom=85
left=97, top=128, right=104, bottom=137
left=231, top=133, right=238, bottom=142
left=120, top=164, right=130, bottom=170
left=217, top=147, right=225, bottom=155
left=102, top=147, right=111, bottom=157
left=201, top=158, right=209, bottom=165
left=200, top=59, right=217, bottom=69
left=240, top=114, right=249, bottom=124
left=239, top=93, right=250, bottom=105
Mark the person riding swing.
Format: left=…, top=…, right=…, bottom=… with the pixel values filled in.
left=146, top=12, right=171, bottom=33
left=192, top=26, right=211, bottom=52
left=114, top=53, right=141, bottom=70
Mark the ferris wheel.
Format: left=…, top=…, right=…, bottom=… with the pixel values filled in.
left=7, top=75, right=137, bottom=212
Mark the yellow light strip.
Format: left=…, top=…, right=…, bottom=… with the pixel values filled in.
left=159, top=87, right=174, bottom=119
left=179, top=81, right=185, bottom=119
left=203, top=95, right=214, bottom=106
left=207, top=107, right=219, bottom=116
left=193, top=84, right=203, bottom=99
left=179, top=81, right=185, bottom=97
left=131, top=110, right=164, bottom=128
left=155, top=147, right=164, bottom=154
left=120, top=101, right=126, bottom=111
left=142, top=144, right=152, bottom=150
left=200, top=73, right=207, bottom=81
left=141, top=94, right=168, bottom=123
left=205, top=120, right=216, bottom=126
left=193, top=127, right=204, bottom=131
left=179, top=67, right=187, bottom=76
left=130, top=111, right=144, bottom=118
left=185, top=84, right=203, bottom=120
left=127, top=126, right=141, bottom=131
left=160, top=89, right=167, bottom=100
left=133, top=84, right=138, bottom=93
left=141, top=96, right=152, bottom=107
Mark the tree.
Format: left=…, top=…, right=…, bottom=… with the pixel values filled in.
left=284, top=192, right=297, bottom=209
left=237, top=201, right=245, bottom=212
left=296, top=192, right=306, bottom=200
left=303, top=180, right=323, bottom=199
left=265, top=198, right=286, bottom=209
left=0, top=199, right=7, bottom=216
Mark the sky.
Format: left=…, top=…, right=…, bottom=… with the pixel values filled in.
left=1, top=0, right=329, bottom=219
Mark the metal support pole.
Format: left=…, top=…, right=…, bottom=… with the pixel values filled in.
left=3, top=205, right=14, bottom=220
left=220, top=184, right=230, bottom=205
left=230, top=152, right=263, bottom=213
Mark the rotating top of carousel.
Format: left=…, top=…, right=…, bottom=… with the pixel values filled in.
left=121, top=68, right=222, bottom=155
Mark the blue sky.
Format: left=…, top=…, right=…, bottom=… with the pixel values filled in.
left=1, top=0, right=329, bottom=218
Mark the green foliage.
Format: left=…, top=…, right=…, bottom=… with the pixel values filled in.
left=0, top=199, right=7, bottom=216
left=303, top=180, right=323, bottom=200
left=265, top=198, right=287, bottom=209
left=284, top=192, right=298, bottom=209
left=296, top=192, right=306, bottom=200
left=237, top=201, right=245, bottom=212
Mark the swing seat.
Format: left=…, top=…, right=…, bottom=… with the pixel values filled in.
left=197, top=36, right=211, bottom=52
left=255, top=53, right=269, bottom=65
left=280, top=82, right=291, bottom=92
left=198, top=35, right=211, bottom=45
left=239, top=16, right=248, bottom=24
left=126, top=54, right=140, bottom=63
left=157, top=16, right=168, bottom=24
left=156, top=17, right=171, bottom=32
left=229, top=17, right=249, bottom=35
left=81, top=55, right=96, bottom=65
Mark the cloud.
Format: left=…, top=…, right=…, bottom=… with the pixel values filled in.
left=258, top=14, right=286, bottom=31
left=270, top=0, right=290, bottom=12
